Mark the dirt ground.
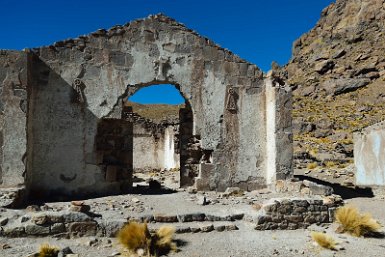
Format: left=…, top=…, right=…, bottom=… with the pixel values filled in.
left=0, top=171, right=384, bottom=257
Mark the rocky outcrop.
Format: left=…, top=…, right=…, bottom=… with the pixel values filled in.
left=286, top=0, right=385, bottom=173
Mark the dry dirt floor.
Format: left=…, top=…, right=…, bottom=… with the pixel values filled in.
left=0, top=171, right=384, bottom=257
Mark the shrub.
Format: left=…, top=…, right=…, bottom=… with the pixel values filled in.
left=153, top=226, right=177, bottom=256
left=335, top=205, right=381, bottom=237
left=117, top=222, right=151, bottom=255
left=117, top=222, right=177, bottom=257
left=307, top=162, right=318, bottom=170
left=38, top=244, right=59, bottom=257
left=311, top=232, right=337, bottom=250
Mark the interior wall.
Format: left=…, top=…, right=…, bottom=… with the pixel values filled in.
left=133, top=123, right=179, bottom=171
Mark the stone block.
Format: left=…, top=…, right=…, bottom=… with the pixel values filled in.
left=3, top=226, right=25, bottom=237
left=51, top=223, right=66, bottom=234
left=153, top=214, right=178, bottom=223
left=25, top=224, right=50, bottom=235
left=106, top=166, right=118, bottom=182
left=68, top=222, right=97, bottom=236
left=177, top=213, right=206, bottom=222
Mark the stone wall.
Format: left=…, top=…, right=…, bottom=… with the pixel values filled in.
left=0, top=14, right=292, bottom=199
left=354, top=121, right=385, bottom=186
left=124, top=109, right=180, bottom=171
left=0, top=51, right=28, bottom=187
left=254, top=197, right=340, bottom=230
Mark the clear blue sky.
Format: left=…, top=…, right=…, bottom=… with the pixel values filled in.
left=1, top=0, right=334, bottom=104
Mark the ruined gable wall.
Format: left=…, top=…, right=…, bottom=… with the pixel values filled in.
left=0, top=51, right=28, bottom=188
left=27, top=14, right=272, bottom=195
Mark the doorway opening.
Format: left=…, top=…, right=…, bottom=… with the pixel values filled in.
left=123, top=84, right=201, bottom=192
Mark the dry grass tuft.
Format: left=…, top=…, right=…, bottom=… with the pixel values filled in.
left=335, top=205, right=381, bottom=237
left=38, top=244, right=59, bottom=257
left=117, top=222, right=177, bottom=256
left=311, top=231, right=337, bottom=250
left=154, top=226, right=177, bottom=254
left=307, top=162, right=318, bottom=170
left=117, top=222, right=151, bottom=255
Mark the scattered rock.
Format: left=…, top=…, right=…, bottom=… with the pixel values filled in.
left=196, top=195, right=209, bottom=205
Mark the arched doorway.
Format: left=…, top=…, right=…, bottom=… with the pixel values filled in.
left=94, top=83, right=201, bottom=192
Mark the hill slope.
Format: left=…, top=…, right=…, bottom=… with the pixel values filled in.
left=286, top=0, right=385, bottom=174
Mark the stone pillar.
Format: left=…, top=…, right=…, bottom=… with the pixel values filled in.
left=179, top=106, right=201, bottom=187
left=0, top=51, right=28, bottom=187
left=265, top=74, right=293, bottom=187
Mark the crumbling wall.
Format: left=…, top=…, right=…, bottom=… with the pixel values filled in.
left=1, top=14, right=294, bottom=196
left=122, top=108, right=179, bottom=171
left=254, top=197, right=339, bottom=230
left=354, top=121, right=385, bottom=186
left=0, top=50, right=28, bottom=187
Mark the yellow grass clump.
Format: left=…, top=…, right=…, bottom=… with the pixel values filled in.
left=117, top=222, right=177, bottom=257
left=153, top=226, right=177, bottom=256
left=117, top=222, right=151, bottom=255
left=307, top=162, right=318, bottom=170
left=335, top=205, right=381, bottom=237
left=38, top=244, right=60, bottom=257
left=311, top=232, right=337, bottom=250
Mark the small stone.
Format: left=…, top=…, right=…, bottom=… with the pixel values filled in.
left=71, top=201, right=84, bottom=206
left=69, top=205, right=91, bottom=213
left=153, top=214, right=178, bottom=223
left=132, top=198, right=140, bottom=203
left=58, top=246, right=73, bottom=257
left=190, top=227, right=201, bottom=233
left=87, top=237, right=98, bottom=246
left=21, top=216, right=30, bottom=223
left=215, top=225, right=225, bottom=232
left=0, top=243, right=11, bottom=249
left=108, top=252, right=121, bottom=257
left=0, top=217, right=8, bottom=226
left=197, top=195, right=209, bottom=205
left=175, top=226, right=191, bottom=233
left=26, top=205, right=40, bottom=212
left=51, top=223, right=66, bottom=234
left=25, top=224, right=50, bottom=235
left=31, top=215, right=50, bottom=225
left=200, top=224, right=214, bottom=232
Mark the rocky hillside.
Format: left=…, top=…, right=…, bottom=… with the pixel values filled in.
left=286, top=0, right=385, bottom=174
left=125, top=100, right=184, bottom=124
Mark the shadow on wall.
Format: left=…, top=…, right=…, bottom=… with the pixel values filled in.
left=27, top=54, right=133, bottom=202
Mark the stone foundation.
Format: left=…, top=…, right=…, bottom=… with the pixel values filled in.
left=254, top=196, right=341, bottom=230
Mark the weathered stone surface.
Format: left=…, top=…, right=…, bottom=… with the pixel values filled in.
left=254, top=197, right=340, bottom=230
left=154, top=214, right=178, bottom=223
left=25, top=224, right=50, bottom=235
left=101, top=219, right=126, bottom=237
left=51, top=223, right=66, bottom=234
left=177, top=213, right=206, bottom=222
left=0, top=14, right=292, bottom=197
left=3, top=225, right=25, bottom=237
left=287, top=0, right=385, bottom=173
left=68, top=222, right=97, bottom=236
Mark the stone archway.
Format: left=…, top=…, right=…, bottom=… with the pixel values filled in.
left=19, top=14, right=293, bottom=199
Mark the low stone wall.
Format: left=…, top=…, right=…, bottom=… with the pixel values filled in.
left=0, top=196, right=342, bottom=237
left=254, top=197, right=341, bottom=230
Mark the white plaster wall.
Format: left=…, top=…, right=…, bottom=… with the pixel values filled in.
left=265, top=78, right=277, bottom=185
left=354, top=121, right=385, bottom=186
left=133, top=124, right=179, bottom=171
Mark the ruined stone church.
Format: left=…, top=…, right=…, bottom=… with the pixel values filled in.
left=0, top=14, right=292, bottom=201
